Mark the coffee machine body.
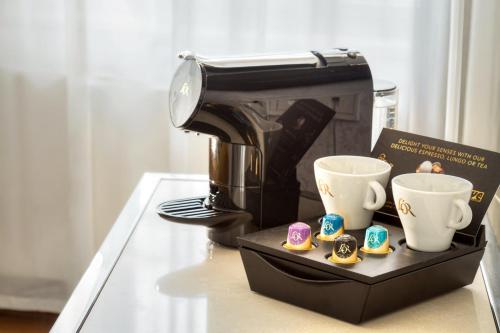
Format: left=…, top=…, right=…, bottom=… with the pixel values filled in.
left=159, top=49, right=373, bottom=246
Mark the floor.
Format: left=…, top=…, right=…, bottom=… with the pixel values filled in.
left=0, top=310, right=58, bottom=333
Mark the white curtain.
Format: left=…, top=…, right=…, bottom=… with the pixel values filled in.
left=460, top=0, right=500, bottom=151
left=0, top=0, right=497, bottom=312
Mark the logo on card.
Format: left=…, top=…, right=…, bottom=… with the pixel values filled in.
left=471, top=190, right=485, bottom=203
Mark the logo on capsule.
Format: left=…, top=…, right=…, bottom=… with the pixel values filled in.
left=367, top=234, right=381, bottom=248
left=323, top=221, right=334, bottom=232
left=338, top=243, right=352, bottom=255
left=290, top=231, right=303, bottom=242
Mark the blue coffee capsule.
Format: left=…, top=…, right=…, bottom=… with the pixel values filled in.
left=317, top=213, right=344, bottom=241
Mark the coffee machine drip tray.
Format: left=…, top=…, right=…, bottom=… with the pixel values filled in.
left=157, top=197, right=253, bottom=242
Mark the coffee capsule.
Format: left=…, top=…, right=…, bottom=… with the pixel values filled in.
left=329, top=234, right=360, bottom=264
left=360, top=225, right=392, bottom=254
left=431, top=162, right=444, bottom=174
left=317, top=213, right=344, bottom=241
left=283, top=222, right=314, bottom=250
left=416, top=160, right=432, bottom=173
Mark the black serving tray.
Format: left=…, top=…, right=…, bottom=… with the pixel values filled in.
left=238, top=129, right=499, bottom=323
left=238, top=220, right=486, bottom=323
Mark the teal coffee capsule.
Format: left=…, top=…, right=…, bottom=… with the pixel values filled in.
left=361, top=225, right=392, bottom=254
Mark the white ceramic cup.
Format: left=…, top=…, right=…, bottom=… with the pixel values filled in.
left=392, top=173, right=473, bottom=252
left=314, top=156, right=391, bottom=230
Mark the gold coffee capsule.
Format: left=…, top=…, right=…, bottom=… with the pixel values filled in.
left=329, top=234, right=360, bottom=264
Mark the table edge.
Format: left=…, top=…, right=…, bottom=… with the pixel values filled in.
left=50, top=173, right=207, bottom=332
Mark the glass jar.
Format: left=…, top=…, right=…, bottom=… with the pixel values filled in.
left=372, top=80, right=398, bottom=149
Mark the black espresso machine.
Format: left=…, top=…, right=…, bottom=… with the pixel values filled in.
left=158, top=49, right=374, bottom=247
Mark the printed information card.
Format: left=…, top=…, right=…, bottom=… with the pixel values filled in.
left=371, top=129, right=500, bottom=239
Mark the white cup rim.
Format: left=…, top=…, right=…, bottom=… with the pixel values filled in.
left=314, top=155, right=391, bottom=178
left=392, top=173, right=473, bottom=196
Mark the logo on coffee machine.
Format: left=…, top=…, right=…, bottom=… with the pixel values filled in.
left=179, top=82, right=190, bottom=96
left=398, top=198, right=416, bottom=217
left=317, top=180, right=334, bottom=197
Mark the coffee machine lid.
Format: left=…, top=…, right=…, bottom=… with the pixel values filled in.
left=168, top=49, right=368, bottom=129
left=169, top=56, right=204, bottom=128
left=168, top=50, right=321, bottom=129
left=191, top=51, right=319, bottom=68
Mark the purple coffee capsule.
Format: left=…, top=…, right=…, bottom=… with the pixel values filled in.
left=284, top=222, right=313, bottom=250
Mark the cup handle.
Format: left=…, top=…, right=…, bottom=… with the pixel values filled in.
left=447, top=199, right=473, bottom=230
left=363, top=181, right=386, bottom=211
